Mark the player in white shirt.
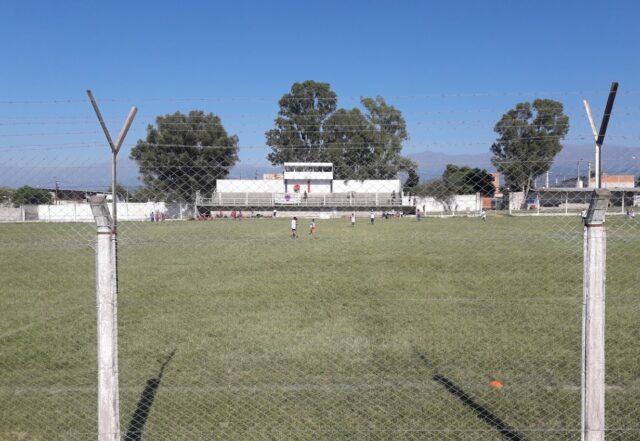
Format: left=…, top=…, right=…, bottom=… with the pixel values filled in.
left=370, top=211, right=375, bottom=225
left=291, top=216, right=298, bottom=238
left=350, top=212, right=356, bottom=227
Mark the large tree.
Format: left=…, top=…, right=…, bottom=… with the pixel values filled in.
left=354, top=97, right=415, bottom=179
left=0, top=187, right=14, bottom=206
left=266, top=80, right=337, bottom=164
left=415, top=164, right=495, bottom=212
left=267, top=81, right=415, bottom=179
left=323, top=108, right=376, bottom=179
left=12, top=186, right=52, bottom=205
left=490, top=99, right=569, bottom=208
left=403, top=168, right=420, bottom=193
left=130, top=111, right=239, bottom=202
left=441, top=164, right=495, bottom=196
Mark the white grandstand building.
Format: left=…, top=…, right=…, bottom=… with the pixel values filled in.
left=196, top=162, right=403, bottom=211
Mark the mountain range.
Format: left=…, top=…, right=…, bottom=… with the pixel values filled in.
left=1, top=144, right=638, bottom=191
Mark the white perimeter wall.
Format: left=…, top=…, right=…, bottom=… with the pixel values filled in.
left=333, top=180, right=401, bottom=193
left=216, top=179, right=401, bottom=194
left=414, top=194, right=482, bottom=213
left=26, top=202, right=187, bottom=222
left=216, top=179, right=283, bottom=193
left=0, top=207, right=23, bottom=222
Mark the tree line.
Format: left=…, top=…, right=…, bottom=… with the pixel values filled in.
left=1, top=82, right=572, bottom=208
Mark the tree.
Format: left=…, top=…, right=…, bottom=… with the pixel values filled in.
left=266, top=81, right=415, bottom=179
left=441, top=165, right=495, bottom=196
left=403, top=168, right=420, bottom=192
left=323, top=108, right=376, bottom=179
left=266, top=80, right=337, bottom=165
left=490, top=99, right=569, bottom=208
left=354, top=97, right=415, bottom=179
left=414, top=164, right=495, bottom=212
left=107, top=184, right=129, bottom=201
left=12, top=186, right=52, bottom=205
left=415, top=179, right=455, bottom=212
left=130, top=111, right=239, bottom=202
left=0, top=187, right=14, bottom=206
left=324, top=97, right=415, bottom=179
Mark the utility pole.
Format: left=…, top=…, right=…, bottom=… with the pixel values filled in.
left=54, top=178, right=60, bottom=205
left=87, top=91, right=137, bottom=441
left=577, top=159, right=583, bottom=188
left=583, top=82, right=619, bottom=188
left=582, top=190, right=611, bottom=441
left=580, top=81, right=619, bottom=441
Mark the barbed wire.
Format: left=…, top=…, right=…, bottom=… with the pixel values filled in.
left=1, top=88, right=639, bottom=105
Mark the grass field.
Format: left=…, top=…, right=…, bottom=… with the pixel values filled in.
left=1, top=215, right=639, bottom=440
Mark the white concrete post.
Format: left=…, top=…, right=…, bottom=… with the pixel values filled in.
left=582, top=189, right=610, bottom=441
left=90, top=196, right=120, bottom=441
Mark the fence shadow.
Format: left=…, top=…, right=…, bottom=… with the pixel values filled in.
left=124, top=349, right=176, bottom=441
left=432, top=374, right=527, bottom=441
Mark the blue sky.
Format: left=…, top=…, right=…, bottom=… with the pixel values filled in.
left=1, top=0, right=639, bottom=183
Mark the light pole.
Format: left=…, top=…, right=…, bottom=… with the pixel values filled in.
left=577, top=159, right=583, bottom=188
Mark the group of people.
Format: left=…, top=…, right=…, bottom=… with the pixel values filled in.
left=290, top=216, right=316, bottom=238
left=149, top=211, right=165, bottom=222
left=627, top=208, right=636, bottom=220
left=290, top=211, right=372, bottom=238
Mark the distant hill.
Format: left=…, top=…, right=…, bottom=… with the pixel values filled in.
left=1, top=144, right=637, bottom=191
left=408, top=144, right=640, bottom=181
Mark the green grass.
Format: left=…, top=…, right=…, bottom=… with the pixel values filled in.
left=1, top=216, right=639, bottom=440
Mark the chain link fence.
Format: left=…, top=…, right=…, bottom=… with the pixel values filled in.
left=1, top=92, right=639, bottom=440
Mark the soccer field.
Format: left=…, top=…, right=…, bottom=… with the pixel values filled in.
left=1, top=216, right=639, bottom=440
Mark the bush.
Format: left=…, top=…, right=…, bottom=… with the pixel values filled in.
left=12, top=186, right=52, bottom=205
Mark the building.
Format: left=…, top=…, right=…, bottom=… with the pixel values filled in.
left=196, top=162, right=403, bottom=211
left=588, top=174, right=635, bottom=189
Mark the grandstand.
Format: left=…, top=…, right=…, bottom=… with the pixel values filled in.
left=196, top=162, right=404, bottom=213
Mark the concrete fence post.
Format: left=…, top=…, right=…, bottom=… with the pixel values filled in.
left=582, top=189, right=611, bottom=441
left=89, top=195, right=120, bottom=441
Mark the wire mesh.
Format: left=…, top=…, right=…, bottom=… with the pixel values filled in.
left=1, top=92, right=639, bottom=440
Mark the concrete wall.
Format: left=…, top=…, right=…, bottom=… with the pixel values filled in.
left=216, top=178, right=401, bottom=194
left=207, top=209, right=391, bottom=219
left=333, top=179, right=401, bottom=193
left=0, top=207, right=24, bottom=222
left=216, top=179, right=283, bottom=193
left=414, top=194, right=482, bottom=214
left=1, top=202, right=192, bottom=222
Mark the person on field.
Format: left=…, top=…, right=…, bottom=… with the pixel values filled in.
left=350, top=212, right=356, bottom=227
left=481, top=209, right=487, bottom=222
left=309, top=219, right=316, bottom=236
left=291, top=216, right=298, bottom=238
left=370, top=210, right=375, bottom=225
left=416, top=209, right=422, bottom=222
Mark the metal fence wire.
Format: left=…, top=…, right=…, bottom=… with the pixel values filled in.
left=0, top=91, right=639, bottom=441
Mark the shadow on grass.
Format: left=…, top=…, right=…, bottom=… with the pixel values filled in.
left=432, top=375, right=526, bottom=441
left=416, top=352, right=526, bottom=441
left=124, top=349, right=176, bottom=441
